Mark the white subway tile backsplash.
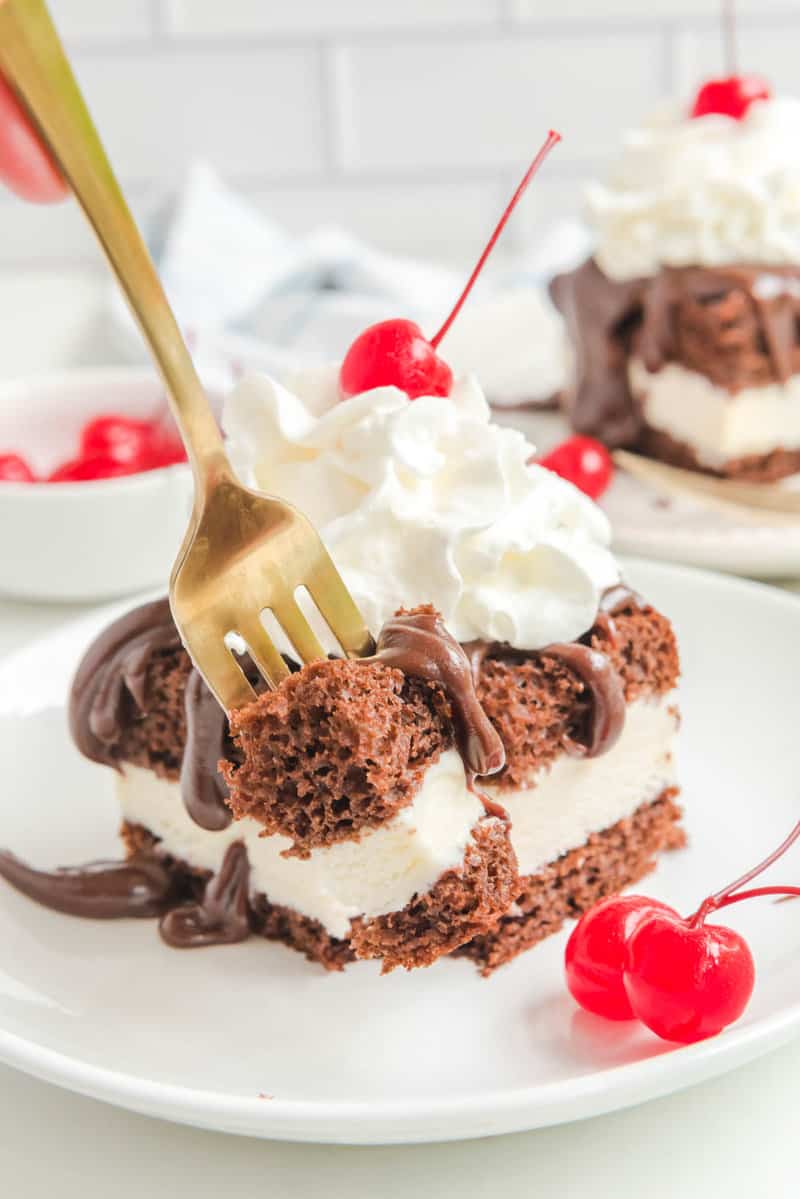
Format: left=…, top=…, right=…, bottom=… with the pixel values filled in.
left=51, top=0, right=154, bottom=41
left=165, top=0, right=499, bottom=38
left=2, top=2, right=800, bottom=277
left=333, top=34, right=664, bottom=172
left=510, top=0, right=793, bottom=23
left=508, top=172, right=589, bottom=243
left=246, top=178, right=506, bottom=262
left=69, top=49, right=323, bottom=182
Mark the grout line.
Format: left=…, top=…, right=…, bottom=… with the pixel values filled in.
left=55, top=5, right=800, bottom=58
left=61, top=6, right=800, bottom=58
left=661, top=21, right=677, bottom=93
left=71, top=160, right=608, bottom=195
left=495, top=0, right=516, bottom=31
left=325, top=45, right=356, bottom=174
left=317, top=44, right=338, bottom=176
left=151, top=0, right=167, bottom=38
left=62, top=21, right=686, bottom=58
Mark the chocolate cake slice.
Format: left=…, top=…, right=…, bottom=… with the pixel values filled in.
left=3, top=602, right=515, bottom=973
left=552, top=93, right=800, bottom=481
left=0, top=581, right=682, bottom=975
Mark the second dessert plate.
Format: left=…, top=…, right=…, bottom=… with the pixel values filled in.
left=498, top=409, right=800, bottom=579
left=0, top=560, right=798, bottom=1143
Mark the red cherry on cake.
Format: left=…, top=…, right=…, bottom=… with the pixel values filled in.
left=339, top=319, right=453, bottom=401
left=623, top=910, right=754, bottom=1044
left=536, top=435, right=613, bottom=500
left=0, top=453, right=36, bottom=482
left=565, top=895, right=678, bottom=1020
left=338, top=130, right=562, bottom=402
left=690, top=75, right=771, bottom=120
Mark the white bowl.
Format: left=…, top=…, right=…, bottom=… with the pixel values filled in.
left=0, top=367, right=202, bottom=602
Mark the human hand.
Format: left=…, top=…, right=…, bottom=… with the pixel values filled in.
left=0, top=74, right=67, bottom=201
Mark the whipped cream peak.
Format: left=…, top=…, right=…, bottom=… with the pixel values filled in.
left=224, top=369, right=618, bottom=649
left=588, top=95, right=800, bottom=281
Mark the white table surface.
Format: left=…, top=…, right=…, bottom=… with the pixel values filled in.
left=1, top=593, right=799, bottom=1197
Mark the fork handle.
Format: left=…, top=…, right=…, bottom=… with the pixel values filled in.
left=0, top=0, right=230, bottom=493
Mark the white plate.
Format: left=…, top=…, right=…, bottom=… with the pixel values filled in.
left=0, top=560, right=798, bottom=1144
left=496, top=409, right=800, bottom=579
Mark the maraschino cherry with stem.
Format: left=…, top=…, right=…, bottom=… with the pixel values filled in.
left=690, top=0, right=771, bottom=121
left=565, top=894, right=677, bottom=1020
left=566, top=816, right=800, bottom=1043
left=339, top=130, right=561, bottom=402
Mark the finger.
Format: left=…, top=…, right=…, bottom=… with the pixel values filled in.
left=0, top=75, right=67, bottom=203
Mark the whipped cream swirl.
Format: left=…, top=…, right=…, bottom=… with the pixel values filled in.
left=588, top=96, right=800, bottom=282
left=223, top=366, right=618, bottom=650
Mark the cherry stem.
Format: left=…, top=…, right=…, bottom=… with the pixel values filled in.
left=429, top=129, right=561, bottom=350
left=689, top=816, right=800, bottom=926
left=711, top=885, right=800, bottom=912
left=723, top=0, right=737, bottom=76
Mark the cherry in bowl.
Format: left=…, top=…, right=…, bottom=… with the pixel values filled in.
left=0, top=368, right=197, bottom=602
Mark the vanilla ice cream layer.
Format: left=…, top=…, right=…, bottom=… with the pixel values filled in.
left=629, top=358, right=800, bottom=468
left=117, top=748, right=485, bottom=940
left=485, top=693, right=679, bottom=877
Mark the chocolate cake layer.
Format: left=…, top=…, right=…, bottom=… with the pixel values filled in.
left=69, top=598, right=240, bottom=832
left=459, top=789, right=684, bottom=974
left=121, top=816, right=517, bottom=973
left=475, top=599, right=679, bottom=789
left=223, top=657, right=451, bottom=857
left=638, top=266, right=800, bottom=391
left=349, top=818, right=518, bottom=972
left=551, top=256, right=800, bottom=451
left=638, top=424, right=800, bottom=482
left=92, top=637, right=192, bottom=781
left=77, top=596, right=677, bottom=824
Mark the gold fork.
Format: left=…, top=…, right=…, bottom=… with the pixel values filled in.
left=0, top=0, right=374, bottom=709
left=614, top=450, right=800, bottom=524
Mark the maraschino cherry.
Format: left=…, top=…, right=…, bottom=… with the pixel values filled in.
left=689, top=0, right=771, bottom=120
left=565, top=817, right=800, bottom=1043
left=339, top=130, right=562, bottom=401
left=339, top=318, right=453, bottom=401
left=690, top=75, right=771, bottom=120
left=0, top=453, right=36, bottom=482
left=565, top=895, right=677, bottom=1020
left=537, top=435, right=613, bottom=500
left=48, top=415, right=187, bottom=482
left=623, top=910, right=755, bottom=1044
